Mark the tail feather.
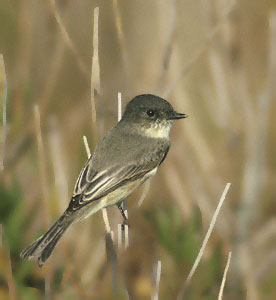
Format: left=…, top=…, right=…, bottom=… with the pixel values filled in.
left=20, top=212, right=73, bottom=267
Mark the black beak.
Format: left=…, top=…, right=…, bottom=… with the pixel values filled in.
left=168, top=112, right=188, bottom=120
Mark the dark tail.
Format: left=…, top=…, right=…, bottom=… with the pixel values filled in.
left=20, top=212, right=73, bottom=267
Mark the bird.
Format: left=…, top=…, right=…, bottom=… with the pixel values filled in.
left=20, top=94, right=188, bottom=267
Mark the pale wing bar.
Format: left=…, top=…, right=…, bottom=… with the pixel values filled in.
left=69, top=164, right=154, bottom=211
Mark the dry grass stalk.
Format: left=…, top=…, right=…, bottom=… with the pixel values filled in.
left=91, top=7, right=101, bottom=94
left=90, top=7, right=100, bottom=143
left=152, top=260, right=162, bottom=300
left=0, top=54, right=7, bottom=173
left=218, top=251, right=232, bottom=300
left=124, top=209, right=129, bottom=248
left=3, top=24, right=66, bottom=169
left=38, top=35, right=66, bottom=117
left=0, top=223, right=2, bottom=249
left=50, top=0, right=89, bottom=78
left=33, top=105, right=52, bottom=298
left=83, top=135, right=112, bottom=236
left=89, top=6, right=113, bottom=239
left=102, top=208, right=112, bottom=234
left=4, top=235, right=17, bottom=300
left=116, top=93, right=123, bottom=246
left=136, top=180, right=151, bottom=208
left=156, top=0, right=176, bottom=95
left=117, top=223, right=122, bottom=248
left=83, top=135, right=117, bottom=295
left=33, top=105, right=50, bottom=228
left=116, top=92, right=130, bottom=249
left=177, top=183, right=231, bottom=299
left=208, top=51, right=230, bottom=128
left=1, top=225, right=17, bottom=299
left=252, top=218, right=276, bottom=250
left=234, top=12, right=276, bottom=296
left=48, top=118, right=68, bottom=212
left=112, top=0, right=129, bottom=76
left=235, top=22, right=275, bottom=290
left=161, top=165, right=192, bottom=220
left=117, top=92, right=122, bottom=121
left=83, top=135, right=91, bottom=158
left=174, top=90, right=215, bottom=171
left=165, top=1, right=235, bottom=97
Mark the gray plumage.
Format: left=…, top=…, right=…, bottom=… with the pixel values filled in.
left=20, top=94, right=187, bottom=267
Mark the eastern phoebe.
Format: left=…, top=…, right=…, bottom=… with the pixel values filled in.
left=20, top=94, right=187, bottom=267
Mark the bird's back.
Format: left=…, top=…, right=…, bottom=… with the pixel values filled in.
left=91, top=122, right=170, bottom=172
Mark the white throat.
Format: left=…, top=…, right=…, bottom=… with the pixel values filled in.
left=141, top=122, right=172, bottom=139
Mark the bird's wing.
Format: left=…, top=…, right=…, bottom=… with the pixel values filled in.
left=68, top=147, right=168, bottom=212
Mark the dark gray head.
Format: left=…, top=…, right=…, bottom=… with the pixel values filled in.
left=122, top=94, right=187, bottom=123
left=121, top=94, right=187, bottom=138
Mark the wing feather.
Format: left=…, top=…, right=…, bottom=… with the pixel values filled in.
left=69, top=143, right=170, bottom=212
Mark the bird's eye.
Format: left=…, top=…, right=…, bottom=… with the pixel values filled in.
left=147, top=110, right=155, bottom=117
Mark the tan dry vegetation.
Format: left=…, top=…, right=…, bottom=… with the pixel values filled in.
left=0, top=0, right=275, bottom=299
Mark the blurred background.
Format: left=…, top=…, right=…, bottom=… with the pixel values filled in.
left=0, top=0, right=275, bottom=299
